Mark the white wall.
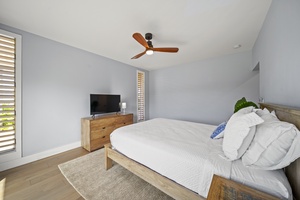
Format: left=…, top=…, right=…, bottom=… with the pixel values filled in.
left=0, top=24, right=148, bottom=157
left=252, top=0, right=300, bottom=107
left=149, top=51, right=259, bottom=125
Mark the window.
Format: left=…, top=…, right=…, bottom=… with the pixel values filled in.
left=0, top=29, right=21, bottom=162
left=137, top=71, right=145, bottom=122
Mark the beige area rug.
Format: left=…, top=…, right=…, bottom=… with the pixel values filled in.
left=58, top=149, right=173, bottom=200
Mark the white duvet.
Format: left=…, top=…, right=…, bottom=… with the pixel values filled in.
left=110, top=118, right=292, bottom=199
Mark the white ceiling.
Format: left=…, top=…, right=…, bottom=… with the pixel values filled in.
left=0, top=0, right=272, bottom=71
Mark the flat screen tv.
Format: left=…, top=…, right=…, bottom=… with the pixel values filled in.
left=90, top=94, right=121, bottom=115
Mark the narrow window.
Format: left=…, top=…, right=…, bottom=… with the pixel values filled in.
left=137, top=71, right=145, bottom=122
left=0, top=30, right=21, bottom=162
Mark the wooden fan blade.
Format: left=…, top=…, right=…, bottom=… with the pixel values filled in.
left=152, top=47, right=179, bottom=53
left=133, top=33, right=149, bottom=48
left=131, top=50, right=146, bottom=59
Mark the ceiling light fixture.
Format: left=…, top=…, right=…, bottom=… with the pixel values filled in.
left=233, top=44, right=242, bottom=49
left=146, top=49, right=154, bottom=55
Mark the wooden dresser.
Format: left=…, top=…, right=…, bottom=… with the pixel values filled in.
left=81, top=113, right=133, bottom=151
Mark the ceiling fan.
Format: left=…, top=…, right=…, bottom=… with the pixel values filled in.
left=131, top=32, right=179, bottom=59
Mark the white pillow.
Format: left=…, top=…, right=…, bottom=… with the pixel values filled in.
left=222, top=107, right=264, bottom=161
left=255, top=108, right=278, bottom=121
left=242, top=117, right=300, bottom=170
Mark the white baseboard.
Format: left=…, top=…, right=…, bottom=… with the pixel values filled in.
left=0, top=141, right=81, bottom=172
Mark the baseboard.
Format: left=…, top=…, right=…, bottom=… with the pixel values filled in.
left=0, top=141, right=81, bottom=172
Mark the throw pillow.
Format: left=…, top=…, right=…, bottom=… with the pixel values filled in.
left=211, top=122, right=227, bottom=139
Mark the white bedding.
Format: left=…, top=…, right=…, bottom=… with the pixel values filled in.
left=110, top=118, right=292, bottom=199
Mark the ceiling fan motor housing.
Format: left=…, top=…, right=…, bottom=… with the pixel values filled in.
left=145, top=33, right=152, bottom=41
left=145, top=33, right=153, bottom=47
left=147, top=41, right=153, bottom=48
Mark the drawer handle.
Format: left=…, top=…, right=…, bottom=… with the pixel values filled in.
left=102, top=136, right=106, bottom=139
left=102, top=127, right=106, bottom=129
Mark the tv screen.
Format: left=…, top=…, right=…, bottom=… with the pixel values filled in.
left=90, top=94, right=121, bottom=115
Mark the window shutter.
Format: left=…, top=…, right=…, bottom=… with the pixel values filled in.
left=137, top=71, right=145, bottom=122
left=0, top=34, right=16, bottom=154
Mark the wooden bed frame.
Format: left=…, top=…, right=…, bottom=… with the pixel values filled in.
left=105, top=103, right=300, bottom=200
left=207, top=174, right=280, bottom=200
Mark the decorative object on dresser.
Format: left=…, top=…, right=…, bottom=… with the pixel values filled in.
left=120, top=102, right=127, bottom=114
left=81, top=113, right=133, bottom=152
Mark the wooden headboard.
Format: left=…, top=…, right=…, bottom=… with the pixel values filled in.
left=260, top=103, right=300, bottom=200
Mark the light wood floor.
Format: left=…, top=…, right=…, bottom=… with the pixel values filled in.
left=0, top=147, right=89, bottom=200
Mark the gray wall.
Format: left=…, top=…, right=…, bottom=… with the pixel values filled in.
left=0, top=24, right=148, bottom=157
left=4, top=0, right=298, bottom=158
left=149, top=51, right=259, bottom=125
left=253, top=0, right=300, bottom=107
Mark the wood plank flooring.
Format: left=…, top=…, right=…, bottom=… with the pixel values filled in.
left=0, top=147, right=89, bottom=200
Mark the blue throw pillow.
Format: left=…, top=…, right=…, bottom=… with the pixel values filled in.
left=210, top=121, right=227, bottom=139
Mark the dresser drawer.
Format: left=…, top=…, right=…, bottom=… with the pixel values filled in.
left=115, top=115, right=133, bottom=125
left=81, top=113, right=134, bottom=151
left=90, top=136, right=110, bottom=151
left=90, top=118, right=115, bottom=128
left=90, top=126, right=115, bottom=140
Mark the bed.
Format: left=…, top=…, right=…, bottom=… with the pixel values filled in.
left=104, top=103, right=300, bottom=200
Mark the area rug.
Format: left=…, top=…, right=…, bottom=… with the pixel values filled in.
left=58, top=148, right=173, bottom=200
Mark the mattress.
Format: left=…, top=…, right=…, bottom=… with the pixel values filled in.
left=110, top=118, right=292, bottom=199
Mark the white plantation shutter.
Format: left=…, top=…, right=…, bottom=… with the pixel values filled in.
left=0, top=30, right=21, bottom=160
left=137, top=71, right=145, bottom=122
left=0, top=34, right=16, bottom=153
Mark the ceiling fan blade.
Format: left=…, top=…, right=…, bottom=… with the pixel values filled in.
left=152, top=47, right=179, bottom=53
left=131, top=50, right=146, bottom=59
left=133, top=33, right=149, bottom=48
